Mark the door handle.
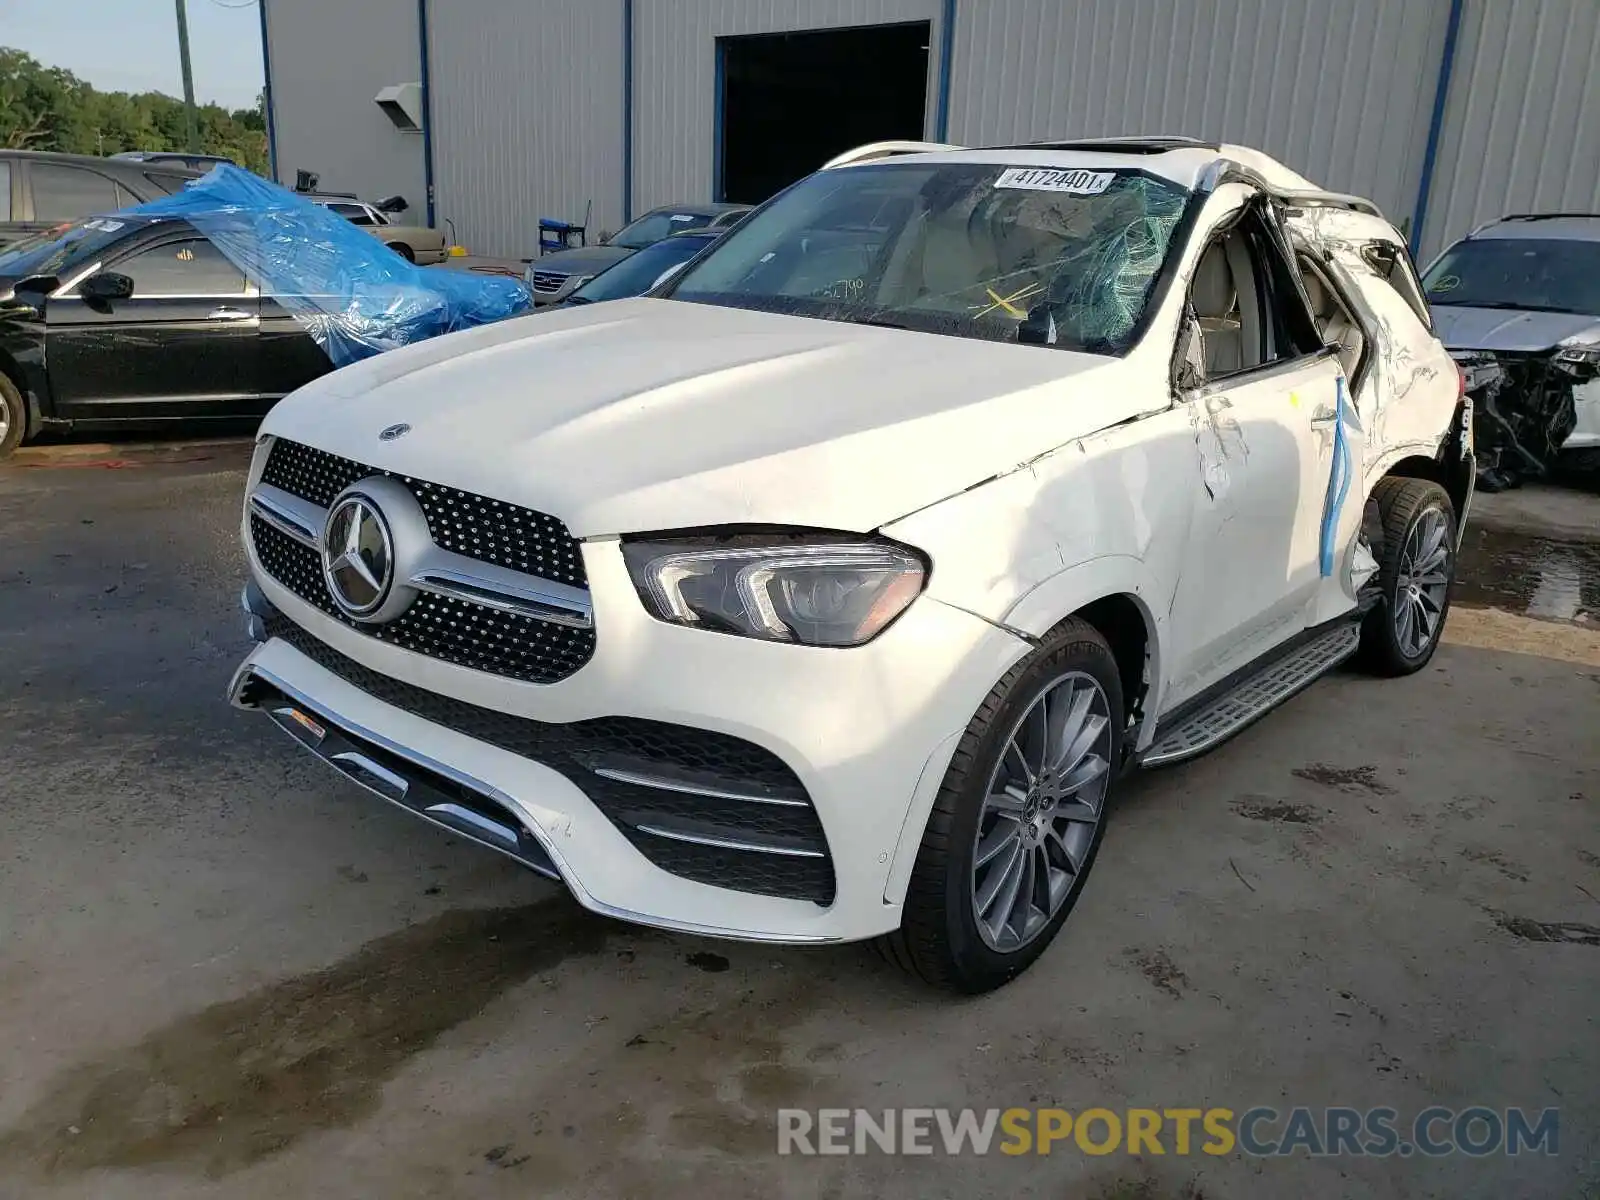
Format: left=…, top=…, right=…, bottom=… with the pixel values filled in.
left=208, top=306, right=254, bottom=321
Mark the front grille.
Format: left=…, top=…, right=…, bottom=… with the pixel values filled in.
left=262, top=611, right=835, bottom=903
left=529, top=270, right=568, bottom=294
left=251, top=514, right=596, bottom=685
left=260, top=439, right=586, bottom=587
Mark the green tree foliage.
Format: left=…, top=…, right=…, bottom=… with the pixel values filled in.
left=0, top=47, right=268, bottom=172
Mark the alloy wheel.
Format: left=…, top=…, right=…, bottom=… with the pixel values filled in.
left=971, top=671, right=1113, bottom=952
left=1393, top=506, right=1451, bottom=658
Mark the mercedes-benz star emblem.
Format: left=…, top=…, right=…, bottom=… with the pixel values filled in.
left=379, top=422, right=411, bottom=442
left=322, top=494, right=394, bottom=618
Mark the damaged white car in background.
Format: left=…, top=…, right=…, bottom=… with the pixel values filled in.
left=231, top=137, right=1471, bottom=993
left=1424, top=213, right=1600, bottom=491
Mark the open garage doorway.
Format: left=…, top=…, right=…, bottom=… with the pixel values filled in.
left=716, top=22, right=931, bottom=205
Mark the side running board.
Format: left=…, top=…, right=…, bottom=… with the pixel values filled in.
left=1144, top=622, right=1362, bottom=767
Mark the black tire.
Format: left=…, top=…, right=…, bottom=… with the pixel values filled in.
left=0, top=372, right=26, bottom=461
left=390, top=242, right=416, bottom=263
left=877, top=617, right=1124, bottom=993
left=1357, top=477, right=1457, bottom=676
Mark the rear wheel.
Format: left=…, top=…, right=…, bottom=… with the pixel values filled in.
left=1358, top=478, right=1456, bottom=676
left=879, top=618, right=1123, bottom=993
left=390, top=242, right=416, bottom=263
left=0, top=373, right=26, bottom=461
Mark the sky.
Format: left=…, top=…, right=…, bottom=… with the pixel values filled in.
left=3, top=0, right=266, bottom=110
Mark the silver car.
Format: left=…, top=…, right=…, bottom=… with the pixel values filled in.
left=1424, top=213, right=1600, bottom=489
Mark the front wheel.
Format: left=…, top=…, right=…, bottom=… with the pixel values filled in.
left=0, top=373, right=26, bottom=461
left=879, top=618, right=1123, bottom=993
left=1358, top=478, right=1457, bottom=676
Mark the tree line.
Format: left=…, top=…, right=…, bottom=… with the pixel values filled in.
left=0, top=47, right=268, bottom=172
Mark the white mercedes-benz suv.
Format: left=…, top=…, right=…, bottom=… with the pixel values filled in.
left=231, top=137, right=1471, bottom=992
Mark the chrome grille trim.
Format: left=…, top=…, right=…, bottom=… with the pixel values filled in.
left=408, top=566, right=593, bottom=629
left=248, top=485, right=323, bottom=549
left=635, top=824, right=829, bottom=859
left=591, top=763, right=812, bottom=808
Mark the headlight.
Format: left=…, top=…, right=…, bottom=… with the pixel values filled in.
left=622, top=535, right=927, bottom=646
left=1555, top=344, right=1600, bottom=368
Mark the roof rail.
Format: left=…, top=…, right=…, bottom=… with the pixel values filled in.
left=821, top=140, right=963, bottom=169
left=1196, top=159, right=1384, bottom=219
left=1499, top=212, right=1600, bottom=223
left=1000, top=135, right=1218, bottom=154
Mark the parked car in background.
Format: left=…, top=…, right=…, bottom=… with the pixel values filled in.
left=0, top=150, right=199, bottom=250
left=0, top=165, right=527, bottom=460
left=1423, top=213, right=1600, bottom=489
left=551, top=228, right=723, bottom=307
left=526, top=202, right=749, bottom=304
left=0, top=214, right=328, bottom=458
left=232, top=138, right=1469, bottom=993
left=315, top=197, right=449, bottom=264
left=110, top=151, right=237, bottom=172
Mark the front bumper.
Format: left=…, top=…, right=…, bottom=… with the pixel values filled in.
left=236, top=539, right=1029, bottom=943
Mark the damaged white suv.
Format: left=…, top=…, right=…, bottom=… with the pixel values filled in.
left=232, top=137, right=1470, bottom=992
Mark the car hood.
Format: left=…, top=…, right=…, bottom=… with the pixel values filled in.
left=529, top=246, right=634, bottom=276
left=1431, top=305, right=1600, bottom=354
left=261, top=298, right=1143, bottom=537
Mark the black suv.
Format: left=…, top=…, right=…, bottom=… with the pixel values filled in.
left=0, top=150, right=200, bottom=250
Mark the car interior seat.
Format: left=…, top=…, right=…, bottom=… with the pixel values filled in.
left=913, top=203, right=1002, bottom=307
left=1300, top=266, right=1365, bottom=379
left=1192, top=241, right=1244, bottom=376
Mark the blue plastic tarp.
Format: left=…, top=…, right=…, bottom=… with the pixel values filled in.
left=127, top=165, right=531, bottom=367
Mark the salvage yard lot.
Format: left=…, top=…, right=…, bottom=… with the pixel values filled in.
left=0, top=443, right=1595, bottom=1199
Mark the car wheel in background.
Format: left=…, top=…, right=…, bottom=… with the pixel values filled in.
left=0, top=373, right=26, bottom=460
left=879, top=617, right=1123, bottom=993
left=1358, top=477, right=1457, bottom=676
left=390, top=243, right=416, bottom=263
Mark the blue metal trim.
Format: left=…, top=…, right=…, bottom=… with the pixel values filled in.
left=712, top=39, right=726, bottom=202
left=1320, top=375, right=1353, bottom=577
left=623, top=0, right=634, bottom=222
left=417, top=0, right=437, bottom=228
left=934, top=0, right=957, bottom=141
left=1410, top=0, right=1465, bottom=255
left=258, top=0, right=278, bottom=179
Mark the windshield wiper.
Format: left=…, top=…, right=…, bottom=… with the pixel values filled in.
left=562, top=294, right=594, bottom=305
left=1433, top=299, right=1578, bottom=313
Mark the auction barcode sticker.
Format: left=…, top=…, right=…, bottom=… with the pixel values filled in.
left=994, top=167, right=1116, bottom=195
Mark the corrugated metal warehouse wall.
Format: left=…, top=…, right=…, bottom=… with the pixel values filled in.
left=946, top=0, right=1450, bottom=232
left=630, top=0, right=943, bottom=211
left=1417, top=0, right=1600, bottom=259
left=261, top=0, right=426, bottom=208
left=427, top=2, right=625, bottom=258
left=262, top=0, right=1600, bottom=263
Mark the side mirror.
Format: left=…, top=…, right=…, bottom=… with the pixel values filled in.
left=80, top=272, right=135, bottom=303
left=374, top=194, right=409, bottom=215
left=1016, top=303, right=1058, bottom=346
left=1173, top=305, right=1206, bottom=393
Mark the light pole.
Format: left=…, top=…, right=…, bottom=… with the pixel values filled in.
left=175, top=0, right=199, bottom=152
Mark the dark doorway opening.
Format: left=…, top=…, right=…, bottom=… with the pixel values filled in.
left=717, top=22, right=930, bottom=205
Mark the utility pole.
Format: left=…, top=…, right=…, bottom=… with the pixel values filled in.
left=175, top=0, right=199, bottom=152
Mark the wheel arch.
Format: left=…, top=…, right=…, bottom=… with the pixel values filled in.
left=1001, top=556, right=1166, bottom=752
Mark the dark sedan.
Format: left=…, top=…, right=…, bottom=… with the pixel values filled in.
left=557, top=229, right=723, bottom=307
left=525, top=202, right=748, bottom=304
left=0, top=214, right=327, bottom=458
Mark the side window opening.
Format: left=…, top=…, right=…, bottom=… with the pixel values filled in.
left=1297, top=253, right=1366, bottom=381
left=1361, top=239, right=1433, bottom=330
left=1187, top=206, right=1322, bottom=382
left=112, top=237, right=247, bottom=297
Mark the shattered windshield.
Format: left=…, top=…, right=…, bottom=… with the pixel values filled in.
left=0, top=217, right=138, bottom=281
left=664, top=162, right=1190, bottom=354
left=1424, top=237, right=1600, bottom=316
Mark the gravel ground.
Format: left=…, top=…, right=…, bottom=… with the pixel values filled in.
left=0, top=443, right=1595, bottom=1200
